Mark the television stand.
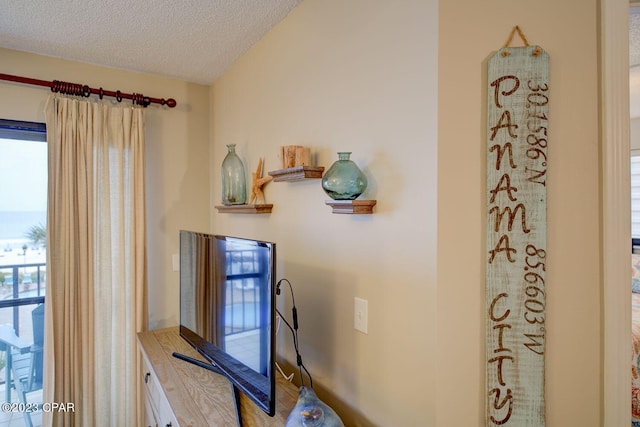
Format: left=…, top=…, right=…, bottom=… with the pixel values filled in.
left=138, top=327, right=298, bottom=426
left=172, top=351, right=244, bottom=427
left=172, top=351, right=224, bottom=375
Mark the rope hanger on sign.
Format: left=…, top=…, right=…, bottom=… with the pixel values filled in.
left=501, top=26, right=542, bottom=57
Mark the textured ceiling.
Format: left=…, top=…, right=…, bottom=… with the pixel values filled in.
left=0, top=0, right=302, bottom=85
left=3, top=1, right=640, bottom=115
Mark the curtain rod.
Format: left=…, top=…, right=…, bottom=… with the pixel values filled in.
left=0, top=72, right=177, bottom=108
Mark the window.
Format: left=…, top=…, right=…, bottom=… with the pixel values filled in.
left=0, top=119, right=46, bottom=426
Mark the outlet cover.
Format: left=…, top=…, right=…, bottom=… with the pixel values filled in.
left=172, top=254, right=179, bottom=272
left=354, top=297, right=368, bottom=334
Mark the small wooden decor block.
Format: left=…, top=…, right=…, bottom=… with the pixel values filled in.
left=279, top=145, right=311, bottom=168
left=268, top=166, right=325, bottom=182
left=215, top=204, right=273, bottom=214
left=325, top=200, right=376, bottom=214
left=485, top=36, right=549, bottom=426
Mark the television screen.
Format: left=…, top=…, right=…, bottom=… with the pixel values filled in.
left=178, top=230, right=276, bottom=416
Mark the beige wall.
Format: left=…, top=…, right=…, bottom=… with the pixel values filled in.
left=438, top=1, right=600, bottom=426
left=212, top=0, right=603, bottom=425
left=210, top=0, right=437, bottom=425
left=0, top=48, right=211, bottom=330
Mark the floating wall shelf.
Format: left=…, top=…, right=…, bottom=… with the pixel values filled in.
left=215, top=204, right=273, bottom=214
left=325, top=200, right=377, bottom=214
left=268, top=166, right=325, bottom=182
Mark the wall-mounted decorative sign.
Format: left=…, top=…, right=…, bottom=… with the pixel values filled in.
left=485, top=26, right=548, bottom=426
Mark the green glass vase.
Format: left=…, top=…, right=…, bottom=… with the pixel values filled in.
left=221, top=144, right=247, bottom=205
left=321, top=152, right=367, bottom=200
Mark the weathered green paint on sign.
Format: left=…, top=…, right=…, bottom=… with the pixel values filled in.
left=486, top=45, right=548, bottom=426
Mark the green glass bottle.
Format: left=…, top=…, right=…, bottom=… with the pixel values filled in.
left=221, top=144, right=247, bottom=205
left=321, top=152, right=367, bottom=200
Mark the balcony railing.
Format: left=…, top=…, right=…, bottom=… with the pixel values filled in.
left=0, top=262, right=46, bottom=336
left=0, top=262, right=45, bottom=409
left=225, top=249, right=266, bottom=336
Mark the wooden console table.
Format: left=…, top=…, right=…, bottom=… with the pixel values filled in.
left=137, top=327, right=299, bottom=426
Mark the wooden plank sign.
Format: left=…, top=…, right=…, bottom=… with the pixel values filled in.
left=485, top=43, right=549, bottom=426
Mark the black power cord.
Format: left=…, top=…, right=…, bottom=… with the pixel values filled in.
left=276, top=278, right=313, bottom=388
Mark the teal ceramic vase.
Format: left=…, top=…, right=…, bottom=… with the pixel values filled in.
left=321, top=152, right=367, bottom=200
left=285, top=386, right=345, bottom=427
left=221, top=144, right=247, bottom=205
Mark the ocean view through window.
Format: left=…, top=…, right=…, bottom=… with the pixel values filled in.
left=0, top=123, right=47, bottom=263
left=0, top=119, right=46, bottom=427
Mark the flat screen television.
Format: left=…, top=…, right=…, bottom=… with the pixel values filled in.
left=177, top=230, right=276, bottom=417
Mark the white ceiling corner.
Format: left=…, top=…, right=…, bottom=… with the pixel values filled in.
left=0, top=0, right=302, bottom=85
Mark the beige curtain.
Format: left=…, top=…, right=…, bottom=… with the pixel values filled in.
left=194, top=234, right=208, bottom=337
left=43, top=96, right=147, bottom=426
left=194, top=234, right=224, bottom=346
